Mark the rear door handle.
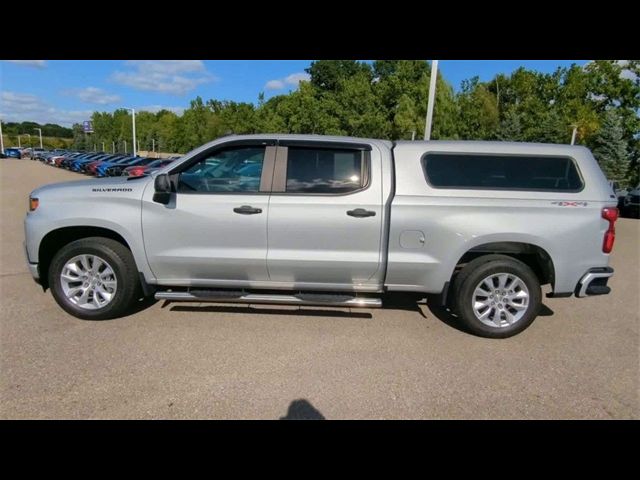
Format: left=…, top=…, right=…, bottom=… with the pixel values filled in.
left=347, top=208, right=376, bottom=218
left=233, top=205, right=262, bottom=215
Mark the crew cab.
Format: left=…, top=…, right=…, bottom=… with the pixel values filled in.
left=24, top=135, right=618, bottom=338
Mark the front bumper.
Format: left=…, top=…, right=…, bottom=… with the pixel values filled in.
left=575, top=267, right=614, bottom=298
left=23, top=242, right=40, bottom=282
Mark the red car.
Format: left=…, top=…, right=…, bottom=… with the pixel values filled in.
left=53, top=156, right=67, bottom=167
left=122, top=159, right=175, bottom=177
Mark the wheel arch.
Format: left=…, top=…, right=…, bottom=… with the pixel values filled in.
left=452, top=241, right=556, bottom=289
left=38, top=226, right=134, bottom=290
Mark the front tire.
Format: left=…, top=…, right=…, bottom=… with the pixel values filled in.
left=48, top=237, right=142, bottom=320
left=451, top=255, right=542, bottom=338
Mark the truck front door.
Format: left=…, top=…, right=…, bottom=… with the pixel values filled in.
left=141, top=141, right=276, bottom=286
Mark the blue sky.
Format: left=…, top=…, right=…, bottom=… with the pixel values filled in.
left=0, top=60, right=588, bottom=127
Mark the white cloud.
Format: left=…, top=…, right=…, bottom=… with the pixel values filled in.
left=3, top=60, right=47, bottom=68
left=265, top=80, right=285, bottom=90
left=0, top=91, right=92, bottom=127
left=264, top=72, right=311, bottom=91
left=124, top=60, right=206, bottom=74
left=64, top=87, right=121, bottom=105
left=111, top=60, right=216, bottom=95
left=620, top=68, right=638, bottom=81
left=284, top=72, right=311, bottom=85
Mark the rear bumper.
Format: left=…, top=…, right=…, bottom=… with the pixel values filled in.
left=575, top=267, right=614, bottom=298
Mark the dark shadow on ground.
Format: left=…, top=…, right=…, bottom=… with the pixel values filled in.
left=161, top=295, right=554, bottom=328
left=423, top=297, right=468, bottom=333
left=381, top=293, right=428, bottom=318
left=538, top=304, right=555, bottom=316
left=280, top=399, right=325, bottom=420
left=126, top=296, right=159, bottom=316
left=84, top=296, right=158, bottom=321
left=169, top=304, right=372, bottom=319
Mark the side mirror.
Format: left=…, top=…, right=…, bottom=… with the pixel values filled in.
left=153, top=173, right=172, bottom=205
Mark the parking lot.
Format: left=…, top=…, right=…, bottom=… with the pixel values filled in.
left=0, top=158, right=638, bottom=419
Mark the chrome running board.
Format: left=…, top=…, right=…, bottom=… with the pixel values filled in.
left=155, top=290, right=382, bottom=308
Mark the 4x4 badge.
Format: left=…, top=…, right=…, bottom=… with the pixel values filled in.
left=551, top=201, right=588, bottom=207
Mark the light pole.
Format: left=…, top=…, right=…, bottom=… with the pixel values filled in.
left=112, top=141, right=115, bottom=154
left=102, top=142, right=105, bottom=151
left=34, top=128, right=43, bottom=149
left=570, top=124, right=578, bottom=145
left=125, top=108, right=137, bottom=157
left=424, top=60, right=439, bottom=141
left=152, top=138, right=155, bottom=153
left=21, top=134, right=32, bottom=153
left=0, top=118, right=4, bottom=155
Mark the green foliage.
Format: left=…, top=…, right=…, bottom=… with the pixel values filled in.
left=456, top=77, right=499, bottom=140
left=306, top=60, right=372, bottom=91
left=496, top=109, right=524, bottom=141
left=1, top=121, right=72, bottom=138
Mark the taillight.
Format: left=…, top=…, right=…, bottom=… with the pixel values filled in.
left=602, top=207, right=618, bottom=253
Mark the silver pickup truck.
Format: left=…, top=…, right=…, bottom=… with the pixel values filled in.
left=24, top=135, right=619, bottom=338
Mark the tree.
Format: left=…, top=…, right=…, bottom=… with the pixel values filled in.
left=332, top=71, right=388, bottom=138
left=306, top=60, right=372, bottom=91
left=536, top=108, right=568, bottom=144
left=456, top=77, right=499, bottom=140
left=255, top=95, right=290, bottom=133
left=70, top=123, right=88, bottom=150
left=591, top=110, right=630, bottom=184
left=496, top=109, right=524, bottom=141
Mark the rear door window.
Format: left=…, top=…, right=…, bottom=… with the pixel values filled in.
left=285, top=147, right=367, bottom=194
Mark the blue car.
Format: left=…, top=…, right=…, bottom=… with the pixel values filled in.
left=61, top=152, right=99, bottom=169
left=4, top=148, right=22, bottom=159
left=96, top=156, right=139, bottom=177
left=70, top=153, right=110, bottom=172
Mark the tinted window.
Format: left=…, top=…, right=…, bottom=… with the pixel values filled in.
left=286, top=147, right=366, bottom=194
left=178, top=146, right=265, bottom=193
left=423, top=153, right=583, bottom=191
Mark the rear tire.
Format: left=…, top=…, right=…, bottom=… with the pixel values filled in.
left=48, top=237, right=142, bottom=320
left=451, top=255, right=541, bottom=338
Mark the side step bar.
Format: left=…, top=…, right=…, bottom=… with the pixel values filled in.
left=154, top=290, right=382, bottom=308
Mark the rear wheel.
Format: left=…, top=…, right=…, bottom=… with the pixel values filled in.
left=451, top=255, right=541, bottom=338
left=48, top=237, right=141, bottom=320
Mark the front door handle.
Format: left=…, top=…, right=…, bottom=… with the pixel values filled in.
left=347, top=208, right=376, bottom=218
left=233, top=205, right=262, bottom=215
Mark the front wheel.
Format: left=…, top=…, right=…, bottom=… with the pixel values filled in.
left=48, top=237, right=142, bottom=320
left=451, top=255, right=542, bottom=338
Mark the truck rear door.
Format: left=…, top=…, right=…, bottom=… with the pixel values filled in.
left=266, top=140, right=384, bottom=289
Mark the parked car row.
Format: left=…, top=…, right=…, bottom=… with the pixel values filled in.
left=1, top=147, right=33, bottom=159
left=32, top=149, right=179, bottom=178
